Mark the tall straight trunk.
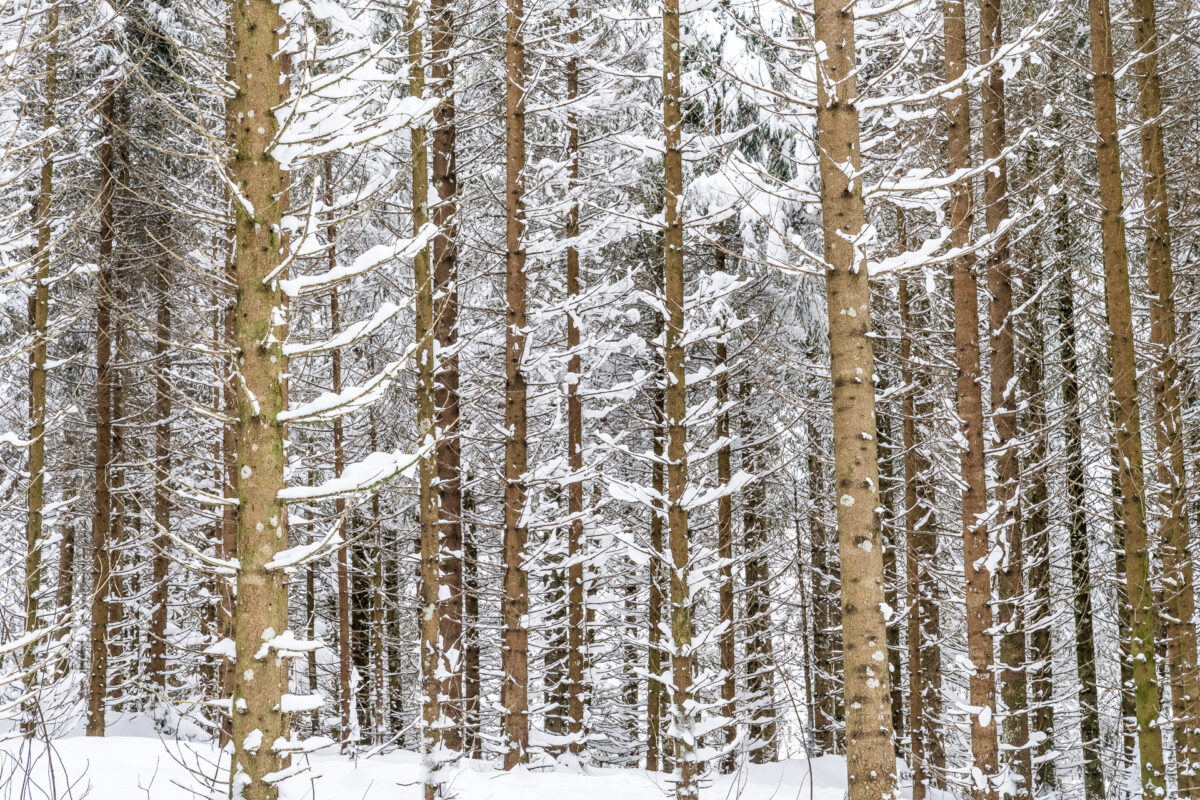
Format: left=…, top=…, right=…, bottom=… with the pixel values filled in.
left=942, top=0, right=999, bottom=795
left=1053, top=143, right=1105, bottom=800
left=900, top=270, right=931, bottom=800
left=1086, top=0, right=1167, bottom=793
left=53, top=519, right=74, bottom=681
left=565, top=0, right=586, bottom=753
left=980, top=1, right=1029, bottom=794
left=321, top=156, right=353, bottom=752
left=716, top=335, right=735, bottom=773
left=812, top=3, right=897, bottom=799
left=1021, top=272, right=1054, bottom=795
left=430, top=0, right=463, bottom=758
left=502, top=0, right=530, bottom=769
left=662, top=0, right=695, bottom=792
left=647, top=386, right=666, bottom=771
left=23, top=5, right=57, bottom=735
left=87, top=83, right=117, bottom=738
left=876, top=400, right=903, bottom=752
left=741, top=399, right=776, bottom=763
left=410, top=6, right=441, bottom=790
left=108, top=276, right=128, bottom=712
left=1129, top=0, right=1200, bottom=785
left=462, top=487, right=481, bottom=758
left=306, top=557, right=319, bottom=734
left=147, top=260, right=172, bottom=691
left=227, top=0, right=291, bottom=788
left=810, top=439, right=840, bottom=755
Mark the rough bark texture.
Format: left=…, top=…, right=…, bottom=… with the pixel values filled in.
left=1086, top=0, right=1167, bottom=793
left=226, top=0, right=291, bottom=788
left=147, top=259, right=172, bottom=692
left=502, top=0, right=530, bottom=768
left=662, top=0, right=695, bottom=792
left=23, top=6, right=57, bottom=735
left=741, top=395, right=775, bottom=763
left=1020, top=265, right=1054, bottom=795
left=812, top=5, right=897, bottom=800
left=430, top=0, right=464, bottom=758
left=942, top=0, right=999, bottom=795
left=1129, top=0, right=1200, bottom=786
left=979, top=1, right=1030, bottom=794
left=87, top=84, right=117, bottom=739
left=647, top=385, right=666, bottom=772
left=1053, top=144, right=1104, bottom=800
left=565, top=0, right=586, bottom=753
left=717, top=335, right=735, bottom=773
left=410, top=6, right=441, bottom=791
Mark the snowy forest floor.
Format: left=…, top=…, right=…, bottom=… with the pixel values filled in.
left=0, top=724, right=877, bottom=800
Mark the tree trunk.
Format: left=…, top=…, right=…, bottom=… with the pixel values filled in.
left=87, top=83, right=117, bottom=739
left=565, top=0, right=586, bottom=755
left=1087, top=0, right=1168, bottom=794
left=717, top=335, right=735, bottom=773
left=647, top=384, right=666, bottom=772
left=147, top=258, right=172, bottom=693
left=23, top=4, right=57, bottom=736
left=462, top=486, right=481, bottom=759
left=812, top=3, right=897, bottom=799
left=502, top=0, right=530, bottom=770
left=410, top=5, right=442, bottom=790
left=226, top=0, right=292, bottom=787
left=1052, top=133, right=1105, bottom=800
left=741, top=395, right=776, bottom=763
left=1020, top=266, right=1054, bottom=796
left=1129, top=0, right=1200, bottom=786
left=430, top=0, right=464, bottom=760
left=942, top=0, right=1000, bottom=794
left=662, top=0, right=696, bottom=791
left=979, top=1, right=1030, bottom=794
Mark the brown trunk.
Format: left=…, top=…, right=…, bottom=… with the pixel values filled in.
left=812, top=3, right=897, bottom=798
left=979, top=0, right=1029, bottom=793
left=409, top=6, right=441, bottom=788
left=1129, top=0, right=1200, bottom=786
left=462, top=486, right=481, bottom=758
left=23, top=5, right=57, bottom=735
left=1087, top=0, right=1168, bottom=794
left=647, top=385, right=666, bottom=771
left=1021, top=266, right=1054, bottom=795
left=663, top=0, right=695, bottom=790
left=502, top=0, right=530, bottom=769
left=87, top=83, right=117, bottom=738
left=226, top=0, right=292, bottom=787
left=717, top=336, right=735, bottom=772
left=900, top=268, right=928, bottom=800
left=565, top=0, right=586, bottom=756
left=741, top=395, right=776, bottom=763
left=430, top=0, right=464, bottom=760
left=147, top=259, right=172, bottom=691
left=942, top=0, right=1000, bottom=794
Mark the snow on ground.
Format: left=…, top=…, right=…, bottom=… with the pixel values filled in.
left=0, top=733, right=861, bottom=800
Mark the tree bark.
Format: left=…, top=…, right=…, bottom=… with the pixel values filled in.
left=410, top=5, right=442, bottom=790
left=87, top=83, right=117, bottom=739
left=812, top=3, right=897, bottom=799
left=717, top=335, right=735, bottom=773
left=941, top=0, right=1000, bottom=794
left=147, top=258, right=172, bottom=692
left=23, top=4, right=57, bottom=736
left=1129, top=0, right=1200, bottom=786
left=1086, top=0, right=1167, bottom=794
left=226, top=0, right=292, bottom=787
left=662, top=0, right=696, bottom=791
left=430, top=0, right=464, bottom=758
left=979, top=1, right=1030, bottom=794
left=565, top=0, right=586, bottom=754
left=502, top=0, right=530, bottom=769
